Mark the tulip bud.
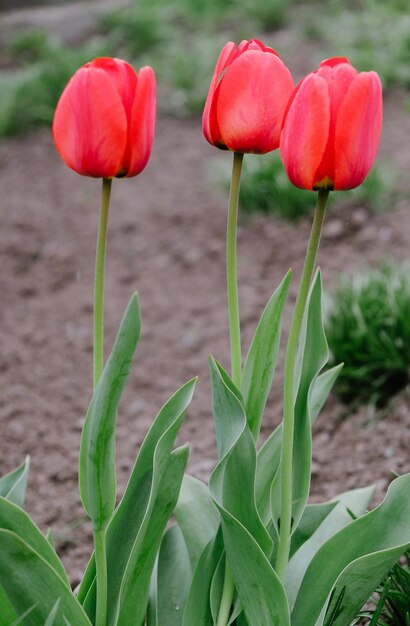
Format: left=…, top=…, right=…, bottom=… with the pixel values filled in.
left=280, top=57, right=382, bottom=191
left=53, top=57, right=156, bottom=178
left=203, top=39, right=294, bottom=154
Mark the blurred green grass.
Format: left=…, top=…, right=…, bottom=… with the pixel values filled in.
left=216, top=152, right=395, bottom=221
left=325, top=262, right=410, bottom=408
left=0, top=0, right=409, bottom=137
left=303, top=0, right=410, bottom=89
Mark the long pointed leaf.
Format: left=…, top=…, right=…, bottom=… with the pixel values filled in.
left=219, top=507, right=290, bottom=626
left=149, top=525, right=192, bottom=626
left=44, top=599, right=61, bottom=626
left=80, top=379, right=196, bottom=622
left=174, top=475, right=220, bottom=569
left=209, top=358, right=272, bottom=555
left=256, top=361, right=341, bottom=527
left=116, top=444, right=189, bottom=625
left=286, top=485, right=374, bottom=611
left=0, top=584, right=18, bottom=624
left=242, top=271, right=291, bottom=440
left=289, top=501, right=338, bottom=558
left=0, top=457, right=30, bottom=508
left=323, top=547, right=410, bottom=626
left=79, top=293, right=141, bottom=531
left=0, top=496, right=69, bottom=587
left=208, top=359, right=287, bottom=622
left=292, top=475, right=410, bottom=626
left=309, top=364, right=343, bottom=423
left=182, top=530, right=224, bottom=626
left=0, top=530, right=91, bottom=625
left=272, top=272, right=328, bottom=534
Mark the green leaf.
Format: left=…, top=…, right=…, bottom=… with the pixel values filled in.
left=79, top=293, right=141, bottom=531
left=256, top=358, right=341, bottom=528
left=44, top=599, right=61, bottom=626
left=291, top=475, right=410, bottom=626
left=289, top=501, right=338, bottom=558
left=0, top=457, right=30, bottom=508
left=150, top=525, right=192, bottom=626
left=255, top=424, right=282, bottom=525
left=286, top=485, right=374, bottom=611
left=182, top=530, right=224, bottom=626
left=210, top=358, right=244, bottom=464
left=0, top=584, right=18, bottom=624
left=79, top=378, right=196, bottom=621
left=241, top=271, right=291, bottom=440
left=10, top=604, right=38, bottom=625
left=116, top=445, right=189, bottom=625
left=219, top=507, right=290, bottom=626
left=0, top=529, right=91, bottom=625
left=208, top=359, right=289, bottom=622
left=46, top=528, right=55, bottom=549
left=174, top=475, right=220, bottom=569
left=323, top=548, right=410, bottom=626
left=209, top=357, right=272, bottom=556
left=309, top=363, right=343, bottom=423
left=0, top=496, right=69, bottom=586
left=209, top=552, right=225, bottom=624
left=272, top=272, right=328, bottom=535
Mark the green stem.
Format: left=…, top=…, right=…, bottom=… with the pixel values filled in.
left=275, top=189, right=330, bottom=581
left=93, top=178, right=112, bottom=390
left=226, top=151, right=244, bottom=389
left=94, top=527, right=108, bottom=626
left=215, top=152, right=244, bottom=626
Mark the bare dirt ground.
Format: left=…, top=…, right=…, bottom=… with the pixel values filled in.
left=0, top=59, right=410, bottom=585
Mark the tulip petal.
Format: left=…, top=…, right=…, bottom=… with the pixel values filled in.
left=216, top=50, right=294, bottom=153
left=53, top=66, right=127, bottom=178
left=126, top=66, right=156, bottom=177
left=280, top=74, right=330, bottom=190
left=318, top=56, right=351, bottom=70
left=334, top=72, right=382, bottom=189
left=202, top=42, right=237, bottom=147
left=93, top=57, right=138, bottom=126
left=313, top=62, right=357, bottom=185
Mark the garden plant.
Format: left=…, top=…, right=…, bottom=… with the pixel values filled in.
left=326, top=262, right=410, bottom=408
left=0, top=37, right=410, bottom=626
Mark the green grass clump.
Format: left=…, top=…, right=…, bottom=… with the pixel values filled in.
left=0, top=0, right=293, bottom=137
left=0, top=33, right=109, bottom=137
left=305, top=0, right=410, bottom=90
left=357, top=551, right=410, bottom=625
left=218, top=152, right=393, bottom=222
left=237, top=152, right=313, bottom=221
left=326, top=263, right=410, bottom=407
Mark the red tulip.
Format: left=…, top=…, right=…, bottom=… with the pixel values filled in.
left=280, top=57, right=382, bottom=191
left=53, top=57, right=156, bottom=178
left=203, top=39, right=294, bottom=154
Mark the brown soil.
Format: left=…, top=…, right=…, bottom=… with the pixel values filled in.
left=1, top=91, right=410, bottom=585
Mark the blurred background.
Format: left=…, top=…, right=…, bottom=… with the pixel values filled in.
left=0, top=0, right=410, bottom=618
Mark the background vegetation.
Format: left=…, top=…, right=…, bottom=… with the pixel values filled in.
left=0, top=0, right=409, bottom=135
left=326, top=263, right=410, bottom=409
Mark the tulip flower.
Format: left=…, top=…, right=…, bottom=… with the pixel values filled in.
left=280, top=57, right=382, bottom=191
left=53, top=57, right=156, bottom=178
left=203, top=39, right=294, bottom=154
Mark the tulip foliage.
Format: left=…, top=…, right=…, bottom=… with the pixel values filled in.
left=0, top=42, right=409, bottom=626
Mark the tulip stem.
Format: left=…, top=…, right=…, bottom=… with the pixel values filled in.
left=215, top=151, right=244, bottom=626
left=93, top=178, right=112, bottom=390
left=275, top=188, right=329, bottom=582
left=92, top=179, right=112, bottom=626
left=226, top=151, right=244, bottom=389
left=94, top=526, right=108, bottom=626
